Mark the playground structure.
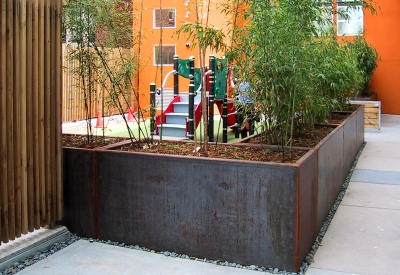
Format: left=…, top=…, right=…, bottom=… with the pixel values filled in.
left=150, top=55, right=241, bottom=143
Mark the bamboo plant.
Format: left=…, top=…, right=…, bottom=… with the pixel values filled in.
left=63, top=0, right=152, bottom=147
left=225, top=0, right=375, bottom=159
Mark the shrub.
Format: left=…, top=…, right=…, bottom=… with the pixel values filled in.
left=348, top=36, right=379, bottom=97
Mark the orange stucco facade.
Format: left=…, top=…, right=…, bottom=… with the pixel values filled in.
left=363, top=0, right=400, bottom=114
left=133, top=0, right=400, bottom=115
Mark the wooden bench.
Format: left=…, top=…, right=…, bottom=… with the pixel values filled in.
left=350, top=100, right=381, bottom=130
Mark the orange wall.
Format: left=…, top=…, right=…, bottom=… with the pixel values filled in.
left=364, top=0, right=400, bottom=114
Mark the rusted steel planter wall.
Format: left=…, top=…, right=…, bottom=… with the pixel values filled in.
left=63, top=148, right=318, bottom=272
left=61, top=106, right=364, bottom=272
left=63, top=148, right=95, bottom=238
left=316, top=107, right=364, bottom=228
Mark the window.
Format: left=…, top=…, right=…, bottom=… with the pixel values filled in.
left=337, top=1, right=363, bottom=36
left=313, top=3, right=334, bottom=36
left=154, top=9, right=176, bottom=28
left=154, top=45, right=176, bottom=65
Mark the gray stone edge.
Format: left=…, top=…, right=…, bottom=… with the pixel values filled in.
left=0, top=226, right=69, bottom=271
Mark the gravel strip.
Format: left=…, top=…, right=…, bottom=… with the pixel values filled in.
left=0, top=142, right=366, bottom=275
left=0, top=234, right=80, bottom=275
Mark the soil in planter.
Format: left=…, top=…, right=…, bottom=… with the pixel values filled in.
left=248, top=126, right=334, bottom=148
left=249, top=111, right=351, bottom=148
left=118, top=141, right=306, bottom=163
left=62, top=134, right=129, bottom=148
left=326, top=112, right=351, bottom=125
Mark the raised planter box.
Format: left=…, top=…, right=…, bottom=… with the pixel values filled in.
left=315, top=107, right=364, bottom=228
left=61, top=106, right=364, bottom=272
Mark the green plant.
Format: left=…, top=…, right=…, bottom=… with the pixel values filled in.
left=223, top=0, right=375, bottom=159
left=177, top=0, right=227, bottom=152
left=348, top=35, right=379, bottom=97
left=63, top=0, right=151, bottom=147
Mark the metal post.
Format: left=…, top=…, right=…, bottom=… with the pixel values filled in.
left=235, top=109, right=240, bottom=138
left=189, top=56, right=195, bottom=86
left=208, top=55, right=215, bottom=142
left=173, top=55, right=179, bottom=97
left=223, top=96, right=228, bottom=143
left=188, top=84, right=195, bottom=140
left=150, top=83, right=156, bottom=135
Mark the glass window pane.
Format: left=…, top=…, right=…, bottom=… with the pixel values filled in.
left=154, top=46, right=175, bottom=65
left=337, top=4, right=363, bottom=36
left=154, top=9, right=175, bottom=28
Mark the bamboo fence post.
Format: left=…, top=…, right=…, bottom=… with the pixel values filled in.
left=0, top=0, right=9, bottom=243
left=13, top=0, right=23, bottom=239
left=38, top=0, right=46, bottom=227
left=19, top=0, right=29, bottom=235
left=44, top=0, right=51, bottom=226
left=55, top=0, right=63, bottom=221
left=33, top=0, right=40, bottom=229
left=26, top=0, right=34, bottom=233
left=1, top=0, right=63, bottom=243
left=7, top=0, right=16, bottom=241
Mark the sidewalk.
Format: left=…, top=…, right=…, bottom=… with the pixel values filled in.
left=5, top=115, right=400, bottom=275
left=306, top=114, right=400, bottom=275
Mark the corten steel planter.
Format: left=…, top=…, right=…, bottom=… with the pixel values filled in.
left=315, top=106, right=364, bottom=228
left=235, top=106, right=365, bottom=229
left=61, top=106, right=364, bottom=272
left=63, top=146, right=318, bottom=272
left=63, top=147, right=96, bottom=238
left=62, top=140, right=132, bottom=238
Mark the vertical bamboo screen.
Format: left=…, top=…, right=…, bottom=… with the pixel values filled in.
left=62, top=45, right=134, bottom=122
left=0, top=0, right=62, bottom=244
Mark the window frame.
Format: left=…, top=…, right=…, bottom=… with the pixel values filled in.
left=153, top=45, right=176, bottom=66
left=153, top=8, right=176, bottom=29
left=313, top=2, right=334, bottom=36
left=336, top=1, right=363, bottom=36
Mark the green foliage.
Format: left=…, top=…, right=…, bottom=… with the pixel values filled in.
left=348, top=36, right=379, bottom=97
left=177, top=22, right=226, bottom=53
left=225, top=0, right=376, bottom=151
left=63, top=0, right=150, bottom=147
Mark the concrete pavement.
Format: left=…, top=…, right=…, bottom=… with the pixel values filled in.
left=2, top=115, right=399, bottom=275
left=306, top=114, right=400, bottom=275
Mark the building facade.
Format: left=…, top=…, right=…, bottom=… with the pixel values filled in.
left=133, top=0, right=400, bottom=115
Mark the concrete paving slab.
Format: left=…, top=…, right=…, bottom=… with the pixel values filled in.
left=351, top=169, right=400, bottom=185
left=364, top=131, right=400, bottom=143
left=360, top=142, right=400, bottom=158
left=364, top=115, right=400, bottom=143
left=305, top=267, right=362, bottom=275
left=17, top=240, right=261, bottom=275
left=309, top=205, right=400, bottom=275
left=342, top=181, right=400, bottom=210
left=355, top=155, right=400, bottom=171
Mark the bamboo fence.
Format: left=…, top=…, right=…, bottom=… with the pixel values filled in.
left=0, top=0, right=62, bottom=244
left=62, top=44, right=135, bottom=122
